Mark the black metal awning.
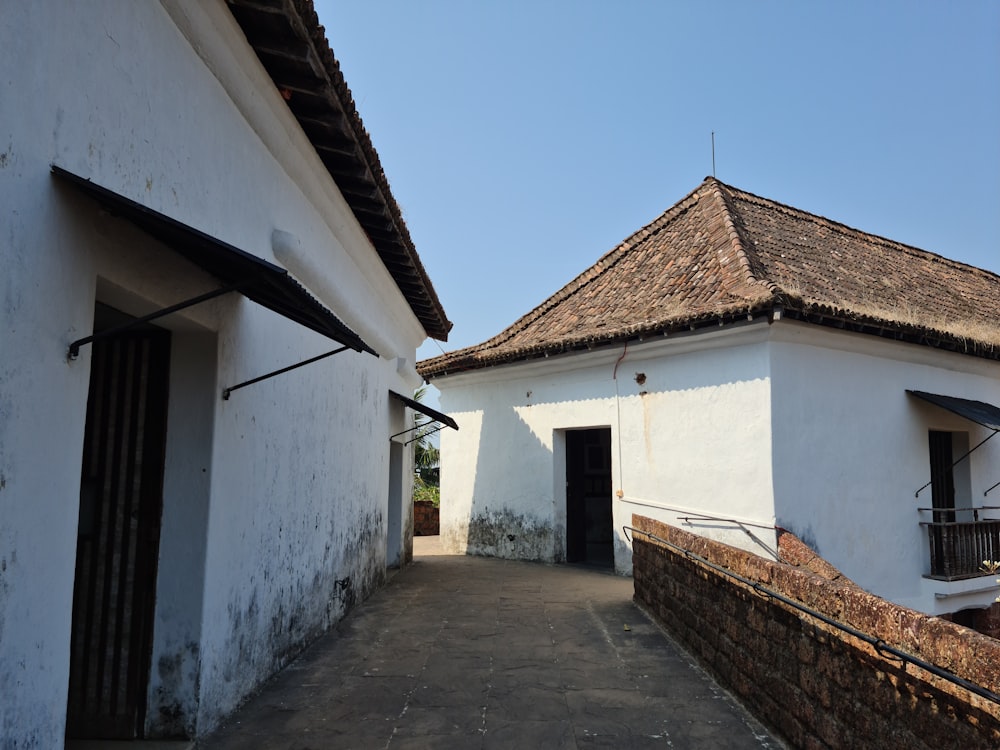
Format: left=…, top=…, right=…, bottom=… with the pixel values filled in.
left=909, top=390, right=1000, bottom=497
left=907, top=391, right=1000, bottom=431
left=390, top=391, right=459, bottom=431
left=52, top=165, right=377, bottom=357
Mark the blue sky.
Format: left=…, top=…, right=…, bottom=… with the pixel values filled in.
left=315, top=1, right=1000, bottom=364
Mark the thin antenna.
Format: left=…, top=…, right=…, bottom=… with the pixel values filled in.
left=711, top=131, right=716, bottom=177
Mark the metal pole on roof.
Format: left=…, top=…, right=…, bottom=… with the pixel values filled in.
left=711, top=131, right=716, bottom=177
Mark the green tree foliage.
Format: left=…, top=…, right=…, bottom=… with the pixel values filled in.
left=412, top=475, right=440, bottom=507
left=412, top=386, right=440, bottom=506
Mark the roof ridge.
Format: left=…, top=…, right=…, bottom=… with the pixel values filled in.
left=467, top=183, right=709, bottom=353
left=716, top=180, right=1000, bottom=283
left=702, top=178, right=782, bottom=299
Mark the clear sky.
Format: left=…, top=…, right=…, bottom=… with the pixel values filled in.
left=315, top=1, right=1000, bottom=365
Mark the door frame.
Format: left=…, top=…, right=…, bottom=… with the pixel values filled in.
left=564, top=427, right=614, bottom=567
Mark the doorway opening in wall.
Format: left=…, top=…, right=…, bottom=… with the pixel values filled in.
left=927, top=429, right=974, bottom=579
left=565, top=428, right=614, bottom=568
left=929, top=431, right=960, bottom=516
left=66, top=304, right=171, bottom=741
left=386, top=441, right=404, bottom=568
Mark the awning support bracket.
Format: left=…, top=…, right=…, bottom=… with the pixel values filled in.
left=915, top=430, right=997, bottom=498
left=68, top=284, right=240, bottom=360
left=985, top=481, right=1000, bottom=498
left=223, top=345, right=349, bottom=400
left=404, top=424, right=445, bottom=447
left=390, top=422, right=444, bottom=442
left=387, top=390, right=459, bottom=443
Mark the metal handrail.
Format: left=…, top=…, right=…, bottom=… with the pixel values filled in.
left=917, top=506, right=1000, bottom=524
left=674, top=512, right=779, bottom=560
left=624, top=524, right=1000, bottom=706
left=917, top=506, right=1000, bottom=513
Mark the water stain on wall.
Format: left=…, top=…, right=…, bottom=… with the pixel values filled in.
left=212, top=510, right=387, bottom=725
left=464, top=509, right=555, bottom=562
left=149, top=641, right=200, bottom=738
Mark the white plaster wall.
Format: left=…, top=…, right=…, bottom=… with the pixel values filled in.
left=768, top=322, right=1000, bottom=615
left=440, top=361, right=620, bottom=563
left=0, top=1, right=425, bottom=744
left=436, top=323, right=778, bottom=574
left=159, top=0, right=427, bottom=371
left=613, top=327, right=776, bottom=563
left=146, top=327, right=218, bottom=736
left=439, top=318, right=999, bottom=616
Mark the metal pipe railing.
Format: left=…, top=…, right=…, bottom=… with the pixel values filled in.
left=624, top=524, right=1000, bottom=706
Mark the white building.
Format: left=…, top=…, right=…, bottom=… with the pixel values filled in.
left=0, top=1, right=452, bottom=745
left=419, top=178, right=1000, bottom=621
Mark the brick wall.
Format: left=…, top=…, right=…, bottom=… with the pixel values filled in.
left=631, top=514, right=1000, bottom=749
left=413, top=501, right=439, bottom=536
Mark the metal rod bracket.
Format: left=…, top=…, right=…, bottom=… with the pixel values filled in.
left=68, top=284, right=238, bottom=360
left=915, top=430, right=997, bottom=497
left=404, top=424, right=445, bottom=446
left=222, top=346, right=349, bottom=400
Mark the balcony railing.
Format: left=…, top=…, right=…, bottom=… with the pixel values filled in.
left=921, top=514, right=1000, bottom=580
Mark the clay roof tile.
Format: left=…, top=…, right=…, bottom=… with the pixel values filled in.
left=419, top=179, right=1000, bottom=378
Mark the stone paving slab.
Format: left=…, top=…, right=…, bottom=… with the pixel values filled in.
left=195, top=542, right=784, bottom=749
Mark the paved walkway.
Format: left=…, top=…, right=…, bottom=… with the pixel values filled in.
left=196, top=538, right=782, bottom=749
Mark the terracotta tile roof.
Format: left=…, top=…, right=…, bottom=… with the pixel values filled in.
left=227, top=0, right=452, bottom=340
left=419, top=178, right=1000, bottom=378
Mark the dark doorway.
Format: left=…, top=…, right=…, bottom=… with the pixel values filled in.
left=67, top=305, right=171, bottom=740
left=929, top=430, right=956, bottom=522
left=927, top=430, right=956, bottom=579
left=386, top=441, right=404, bottom=568
left=566, top=428, right=613, bottom=567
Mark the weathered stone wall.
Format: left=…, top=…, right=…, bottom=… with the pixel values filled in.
left=631, top=515, right=1000, bottom=749
left=971, top=602, right=1000, bottom=639
left=413, top=501, right=439, bottom=536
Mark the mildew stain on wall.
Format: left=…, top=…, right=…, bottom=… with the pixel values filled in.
left=463, top=508, right=556, bottom=562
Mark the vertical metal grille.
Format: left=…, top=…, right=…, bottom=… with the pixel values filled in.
left=67, top=328, right=170, bottom=739
left=928, top=430, right=955, bottom=579
left=929, top=431, right=956, bottom=520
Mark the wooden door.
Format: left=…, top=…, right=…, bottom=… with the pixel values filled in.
left=929, top=430, right=956, bottom=521
left=928, top=430, right=956, bottom=577
left=566, top=429, right=613, bottom=567
left=67, top=318, right=171, bottom=739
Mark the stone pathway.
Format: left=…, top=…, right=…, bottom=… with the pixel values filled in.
left=196, top=540, right=783, bottom=749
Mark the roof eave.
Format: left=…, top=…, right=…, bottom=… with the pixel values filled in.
left=778, top=302, right=1000, bottom=362
left=226, top=0, right=452, bottom=341
left=417, top=303, right=781, bottom=379
left=418, top=303, right=1000, bottom=379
